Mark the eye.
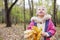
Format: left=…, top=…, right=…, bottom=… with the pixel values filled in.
left=38, top=9, right=41, bottom=10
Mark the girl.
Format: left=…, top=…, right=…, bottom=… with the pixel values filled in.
left=24, top=6, right=56, bottom=40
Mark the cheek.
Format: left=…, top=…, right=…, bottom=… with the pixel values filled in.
left=37, top=10, right=40, bottom=12
left=43, top=11, right=45, bottom=13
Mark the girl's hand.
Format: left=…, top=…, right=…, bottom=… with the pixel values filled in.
left=24, top=32, right=33, bottom=38
left=41, top=32, right=49, bottom=37
left=24, top=30, right=32, bottom=38
left=24, top=34, right=29, bottom=38
left=41, top=32, right=46, bottom=37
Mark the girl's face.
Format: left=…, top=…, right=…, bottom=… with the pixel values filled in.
left=37, top=6, right=46, bottom=17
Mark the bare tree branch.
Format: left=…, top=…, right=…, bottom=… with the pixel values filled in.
left=9, top=0, right=18, bottom=11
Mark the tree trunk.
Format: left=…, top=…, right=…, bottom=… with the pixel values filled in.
left=6, top=11, right=11, bottom=27
left=28, top=0, right=32, bottom=19
left=4, top=0, right=18, bottom=27
left=2, top=16, right=4, bottom=23
left=31, top=0, right=34, bottom=17
left=53, top=0, right=56, bottom=26
left=23, top=0, right=26, bottom=30
left=15, top=16, right=17, bottom=25
left=28, top=0, right=34, bottom=19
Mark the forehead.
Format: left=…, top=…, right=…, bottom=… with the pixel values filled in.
left=37, top=6, right=46, bottom=9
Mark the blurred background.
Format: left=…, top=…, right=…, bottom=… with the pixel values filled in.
left=0, top=0, right=60, bottom=40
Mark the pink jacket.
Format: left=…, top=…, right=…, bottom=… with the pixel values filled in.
left=27, top=19, right=56, bottom=40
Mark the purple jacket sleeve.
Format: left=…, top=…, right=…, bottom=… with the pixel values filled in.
left=47, top=20, right=56, bottom=37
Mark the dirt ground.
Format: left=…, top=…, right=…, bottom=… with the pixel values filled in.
left=0, top=24, right=60, bottom=40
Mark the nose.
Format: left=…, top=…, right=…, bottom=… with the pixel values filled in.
left=40, top=11, right=43, bottom=13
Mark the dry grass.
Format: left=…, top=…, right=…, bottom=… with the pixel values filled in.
left=0, top=24, right=24, bottom=40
